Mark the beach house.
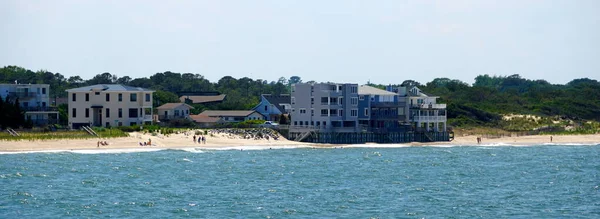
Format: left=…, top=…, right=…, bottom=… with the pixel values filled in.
left=252, top=94, right=291, bottom=121
left=156, top=103, right=194, bottom=121
left=0, top=83, right=59, bottom=125
left=198, top=110, right=265, bottom=122
left=357, top=85, right=409, bottom=132
left=399, top=86, right=447, bottom=132
left=179, top=93, right=226, bottom=105
left=66, top=84, right=154, bottom=129
left=289, top=83, right=360, bottom=133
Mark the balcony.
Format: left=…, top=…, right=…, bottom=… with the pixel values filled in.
left=410, top=104, right=447, bottom=109
left=158, top=115, right=188, bottom=121
left=8, top=92, right=38, bottom=99
left=370, top=114, right=403, bottom=120
left=22, top=106, right=59, bottom=112
left=413, top=116, right=446, bottom=122
left=371, top=102, right=406, bottom=107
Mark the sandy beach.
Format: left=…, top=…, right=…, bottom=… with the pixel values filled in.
left=0, top=131, right=599, bottom=152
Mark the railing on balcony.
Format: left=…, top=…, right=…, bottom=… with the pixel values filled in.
left=8, top=92, right=38, bottom=99
left=141, top=115, right=153, bottom=121
left=289, top=125, right=359, bottom=132
left=22, top=106, right=59, bottom=112
left=370, top=114, right=403, bottom=120
left=413, top=116, right=446, bottom=122
left=371, top=102, right=406, bottom=107
left=409, top=104, right=447, bottom=109
left=158, top=115, right=188, bottom=120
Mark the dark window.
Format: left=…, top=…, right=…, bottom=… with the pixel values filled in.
left=72, top=93, right=76, bottom=102
left=106, top=93, right=110, bottom=101
left=85, top=108, right=89, bottom=118
left=145, top=93, right=150, bottom=102
left=42, top=88, right=46, bottom=94
left=130, top=93, right=137, bottom=102
left=129, top=108, right=138, bottom=118
left=85, top=93, right=89, bottom=101
left=72, top=108, right=76, bottom=118
left=118, top=122, right=122, bottom=126
left=264, top=105, right=268, bottom=111
left=95, top=92, right=100, bottom=95
left=118, top=93, right=123, bottom=102
left=118, top=108, right=123, bottom=118
left=106, top=122, right=110, bottom=127
left=106, top=108, right=110, bottom=117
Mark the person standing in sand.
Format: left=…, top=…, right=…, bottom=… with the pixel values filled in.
left=193, top=135, right=197, bottom=143
left=148, top=139, right=152, bottom=146
left=551, top=136, right=553, bottom=142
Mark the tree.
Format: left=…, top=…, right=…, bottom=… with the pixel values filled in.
left=288, top=76, right=302, bottom=85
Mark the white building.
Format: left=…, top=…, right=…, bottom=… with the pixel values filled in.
left=398, top=86, right=447, bottom=132
left=66, top=84, right=154, bottom=129
left=0, top=83, right=59, bottom=125
left=156, top=103, right=194, bottom=121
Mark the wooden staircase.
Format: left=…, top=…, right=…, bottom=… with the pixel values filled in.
left=6, top=128, right=19, bottom=137
left=82, top=126, right=98, bottom=136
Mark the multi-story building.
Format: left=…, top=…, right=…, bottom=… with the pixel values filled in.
left=252, top=94, right=291, bottom=121
left=289, top=82, right=449, bottom=143
left=66, top=84, right=154, bottom=129
left=0, top=83, right=59, bottom=125
left=397, top=86, right=447, bottom=132
left=357, top=85, right=409, bottom=132
left=290, top=83, right=360, bottom=133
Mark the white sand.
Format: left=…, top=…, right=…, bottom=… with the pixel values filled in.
left=0, top=132, right=598, bottom=152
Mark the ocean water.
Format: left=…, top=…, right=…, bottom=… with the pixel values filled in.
left=1, top=145, right=599, bottom=218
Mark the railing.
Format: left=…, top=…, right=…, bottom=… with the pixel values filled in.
left=158, top=115, right=188, bottom=120
left=370, top=115, right=403, bottom=120
left=410, top=104, right=447, bottom=109
left=371, top=102, right=406, bottom=107
left=289, top=125, right=359, bottom=132
left=8, top=92, right=38, bottom=98
left=413, top=116, right=446, bottom=122
left=141, top=115, right=153, bottom=120
left=22, top=106, right=59, bottom=112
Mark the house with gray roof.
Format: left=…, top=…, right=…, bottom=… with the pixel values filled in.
left=66, top=84, right=154, bottom=129
left=252, top=94, right=291, bottom=121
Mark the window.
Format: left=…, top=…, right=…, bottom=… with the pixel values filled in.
left=339, top=109, right=343, bottom=116
left=294, top=121, right=297, bottom=125
left=339, top=97, right=343, bottom=105
left=264, top=105, right=268, bottom=111
left=350, top=86, right=358, bottom=93
left=321, top=109, right=328, bottom=116
left=85, top=93, right=89, bottom=101
left=365, top=109, right=369, bottom=116
left=145, top=108, right=151, bottom=115
left=42, top=102, right=46, bottom=107
left=118, top=93, right=123, bottom=102
left=145, top=93, right=150, bottom=102
left=95, top=92, right=100, bottom=95
left=85, top=108, right=89, bottom=118
left=351, top=109, right=358, bottom=117
left=351, top=97, right=358, bottom=105
left=130, top=93, right=137, bottom=102
left=42, top=88, right=46, bottom=94
left=175, top=110, right=180, bottom=116
left=72, top=108, right=76, bottom=118
left=359, top=95, right=364, bottom=100
left=72, top=93, right=76, bottom=101
left=118, top=108, right=123, bottom=118
left=291, top=97, right=295, bottom=105
left=106, top=122, right=110, bottom=127
left=129, top=108, right=138, bottom=118
left=106, top=108, right=110, bottom=117
left=329, top=97, right=337, bottom=105
left=106, top=93, right=110, bottom=101
left=321, top=97, right=328, bottom=105
left=300, top=108, right=306, bottom=114
left=329, top=109, right=337, bottom=116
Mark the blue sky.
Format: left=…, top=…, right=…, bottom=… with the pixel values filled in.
left=1, top=0, right=598, bottom=85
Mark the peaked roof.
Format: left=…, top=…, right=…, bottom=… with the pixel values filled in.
left=358, top=85, right=397, bottom=95
left=179, top=94, right=226, bottom=104
left=260, top=94, right=290, bottom=113
left=66, top=84, right=153, bottom=92
left=189, top=114, right=222, bottom=123
left=156, top=103, right=194, bottom=110
left=199, top=110, right=257, bottom=117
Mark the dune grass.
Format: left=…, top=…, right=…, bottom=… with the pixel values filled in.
left=0, top=128, right=128, bottom=141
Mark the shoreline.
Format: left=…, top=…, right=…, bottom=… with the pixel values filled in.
left=0, top=132, right=599, bottom=153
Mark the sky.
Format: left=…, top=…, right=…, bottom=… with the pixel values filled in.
left=1, top=0, right=598, bottom=85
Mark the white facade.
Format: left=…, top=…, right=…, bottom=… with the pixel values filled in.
left=0, top=83, right=59, bottom=125
left=402, top=87, right=447, bottom=132
left=66, top=84, right=154, bottom=129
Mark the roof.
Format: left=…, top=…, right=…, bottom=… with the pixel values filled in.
left=261, top=94, right=290, bottom=112
left=179, top=94, right=226, bottom=104
left=189, top=114, right=222, bottom=123
left=358, top=85, right=397, bottom=95
left=66, top=84, right=153, bottom=92
left=199, top=110, right=257, bottom=117
left=156, top=103, right=194, bottom=110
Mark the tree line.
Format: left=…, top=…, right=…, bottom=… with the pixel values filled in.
left=1, top=65, right=599, bottom=128
left=0, top=96, right=30, bottom=129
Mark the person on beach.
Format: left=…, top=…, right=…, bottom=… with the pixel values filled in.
left=550, top=136, right=553, bottom=142
left=97, top=141, right=100, bottom=147
left=193, top=135, right=197, bottom=143
left=202, top=136, right=206, bottom=144
left=198, top=136, right=202, bottom=144
left=148, top=139, right=152, bottom=146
